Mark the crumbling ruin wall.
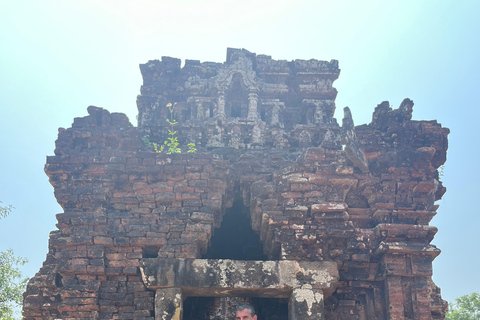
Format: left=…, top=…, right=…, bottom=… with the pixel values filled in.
left=23, top=49, right=449, bottom=320
left=23, top=107, right=232, bottom=319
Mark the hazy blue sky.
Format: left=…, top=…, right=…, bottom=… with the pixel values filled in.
left=1, top=0, right=479, bottom=304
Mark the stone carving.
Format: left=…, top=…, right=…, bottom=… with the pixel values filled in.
left=23, top=49, right=449, bottom=320
left=137, top=48, right=340, bottom=152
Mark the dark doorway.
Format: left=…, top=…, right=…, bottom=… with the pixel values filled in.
left=202, top=200, right=268, bottom=261
left=251, top=297, right=289, bottom=320
left=182, top=297, right=288, bottom=320
left=225, top=73, right=249, bottom=119
left=183, top=297, right=216, bottom=320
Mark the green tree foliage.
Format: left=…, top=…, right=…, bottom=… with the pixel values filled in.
left=0, top=203, right=28, bottom=320
left=446, top=292, right=480, bottom=320
left=0, top=250, right=28, bottom=319
left=0, top=201, right=13, bottom=219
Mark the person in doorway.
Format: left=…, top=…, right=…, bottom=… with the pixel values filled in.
left=235, top=303, right=257, bottom=320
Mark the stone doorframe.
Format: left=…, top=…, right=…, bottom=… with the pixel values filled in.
left=140, top=259, right=339, bottom=320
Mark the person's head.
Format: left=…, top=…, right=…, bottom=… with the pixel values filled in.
left=235, top=303, right=257, bottom=320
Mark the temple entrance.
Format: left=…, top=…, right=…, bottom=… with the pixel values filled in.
left=139, top=258, right=338, bottom=320
left=182, top=297, right=288, bottom=320
left=138, top=193, right=338, bottom=320
left=187, top=200, right=283, bottom=319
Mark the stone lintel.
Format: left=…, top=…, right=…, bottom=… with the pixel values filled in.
left=140, top=258, right=339, bottom=298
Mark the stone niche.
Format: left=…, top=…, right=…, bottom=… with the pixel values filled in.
left=23, top=48, right=449, bottom=320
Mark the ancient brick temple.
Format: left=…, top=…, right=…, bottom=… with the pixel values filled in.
left=23, top=48, right=449, bottom=320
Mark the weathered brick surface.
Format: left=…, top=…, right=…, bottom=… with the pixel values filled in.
left=24, top=49, right=449, bottom=320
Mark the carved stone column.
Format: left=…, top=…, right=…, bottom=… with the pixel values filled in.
left=251, top=121, right=265, bottom=146
left=196, top=99, right=204, bottom=119
left=271, top=103, right=280, bottom=126
left=217, top=90, right=226, bottom=118
left=248, top=91, right=258, bottom=120
left=155, top=287, right=183, bottom=320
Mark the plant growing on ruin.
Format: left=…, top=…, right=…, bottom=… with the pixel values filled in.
left=164, top=103, right=181, bottom=154
left=187, top=143, right=197, bottom=153
left=142, top=103, right=196, bottom=154
left=438, top=165, right=445, bottom=178
left=142, top=137, right=164, bottom=153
